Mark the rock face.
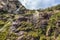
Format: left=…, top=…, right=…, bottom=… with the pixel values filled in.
left=0, top=0, right=26, bottom=13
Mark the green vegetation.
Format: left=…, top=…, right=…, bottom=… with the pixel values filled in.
left=0, top=21, right=11, bottom=40
left=0, top=4, right=60, bottom=40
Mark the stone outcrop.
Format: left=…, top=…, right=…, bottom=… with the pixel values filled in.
left=0, top=0, right=26, bottom=13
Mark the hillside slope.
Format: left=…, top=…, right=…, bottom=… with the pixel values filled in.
left=0, top=0, right=60, bottom=40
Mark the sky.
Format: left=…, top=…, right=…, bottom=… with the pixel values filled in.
left=18, top=0, right=60, bottom=10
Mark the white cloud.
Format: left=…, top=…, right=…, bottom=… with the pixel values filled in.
left=18, top=0, right=60, bottom=10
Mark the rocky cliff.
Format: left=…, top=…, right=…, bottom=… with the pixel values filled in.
left=0, top=0, right=27, bottom=13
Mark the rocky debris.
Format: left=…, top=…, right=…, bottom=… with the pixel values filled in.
left=10, top=20, right=19, bottom=32
left=16, top=31, right=25, bottom=36
left=31, top=11, right=53, bottom=28
left=8, top=12, right=52, bottom=40
left=56, top=20, right=60, bottom=27
left=9, top=11, right=52, bottom=29
left=17, top=35, right=25, bottom=40
left=0, top=12, right=60, bottom=40
left=40, top=20, right=48, bottom=28
left=17, top=17, right=29, bottom=22
left=10, top=26, right=16, bottom=33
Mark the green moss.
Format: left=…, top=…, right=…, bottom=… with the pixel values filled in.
left=28, top=31, right=38, bottom=37
left=0, top=21, right=11, bottom=40
left=56, top=35, right=60, bottom=40
left=0, top=20, right=5, bottom=28
left=0, top=32, right=8, bottom=40
left=40, top=35, right=46, bottom=40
